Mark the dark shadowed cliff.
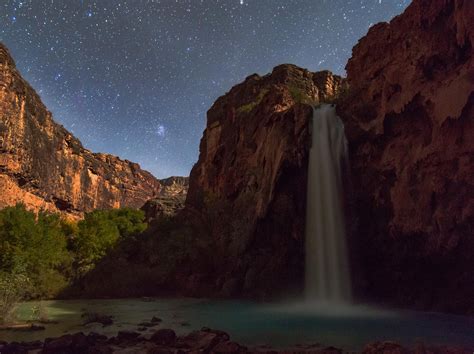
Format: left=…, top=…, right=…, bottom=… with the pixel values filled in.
left=184, top=65, right=345, bottom=298
left=338, top=0, right=474, bottom=313
left=0, top=43, right=161, bottom=217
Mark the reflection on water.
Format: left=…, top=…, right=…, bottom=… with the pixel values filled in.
left=2, top=298, right=474, bottom=350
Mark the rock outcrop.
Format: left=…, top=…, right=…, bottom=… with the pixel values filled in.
left=141, top=176, right=188, bottom=221
left=159, top=176, right=189, bottom=197
left=338, top=0, right=474, bottom=313
left=0, top=43, right=161, bottom=217
left=1, top=329, right=471, bottom=354
left=185, top=64, right=345, bottom=298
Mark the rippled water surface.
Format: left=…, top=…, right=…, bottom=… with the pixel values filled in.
left=2, top=298, right=474, bottom=350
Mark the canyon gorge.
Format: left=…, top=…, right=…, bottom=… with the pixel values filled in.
left=0, top=1, right=473, bottom=351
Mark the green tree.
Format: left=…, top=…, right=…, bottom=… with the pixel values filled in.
left=0, top=204, right=71, bottom=298
left=71, top=208, right=147, bottom=276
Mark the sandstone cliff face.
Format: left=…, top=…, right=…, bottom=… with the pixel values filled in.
left=338, top=0, right=474, bottom=313
left=0, top=43, right=161, bottom=217
left=185, top=65, right=345, bottom=298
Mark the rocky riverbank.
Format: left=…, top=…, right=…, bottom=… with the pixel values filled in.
left=1, top=327, right=472, bottom=354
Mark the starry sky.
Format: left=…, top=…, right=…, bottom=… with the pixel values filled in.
left=0, top=0, right=410, bottom=178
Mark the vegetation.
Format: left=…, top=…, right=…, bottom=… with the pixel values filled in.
left=0, top=204, right=147, bottom=323
left=288, top=84, right=314, bottom=105
left=0, top=270, right=29, bottom=325
left=236, top=88, right=269, bottom=115
left=71, top=208, right=147, bottom=277
left=0, top=205, right=71, bottom=298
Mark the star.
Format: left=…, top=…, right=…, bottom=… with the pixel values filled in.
left=0, top=0, right=411, bottom=178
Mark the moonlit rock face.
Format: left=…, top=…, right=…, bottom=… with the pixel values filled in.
left=305, top=104, right=351, bottom=303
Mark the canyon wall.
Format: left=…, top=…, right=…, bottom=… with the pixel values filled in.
left=185, top=65, right=345, bottom=298
left=338, top=0, right=474, bottom=313
left=0, top=43, right=161, bottom=217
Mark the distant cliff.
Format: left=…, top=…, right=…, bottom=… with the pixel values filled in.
left=338, top=0, right=474, bottom=313
left=0, top=43, right=161, bottom=217
left=141, top=176, right=189, bottom=221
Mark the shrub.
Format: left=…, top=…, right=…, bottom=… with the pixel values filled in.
left=0, top=270, right=29, bottom=325
left=236, top=88, right=269, bottom=115
left=288, top=85, right=314, bottom=104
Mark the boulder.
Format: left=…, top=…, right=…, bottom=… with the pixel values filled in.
left=150, top=329, right=177, bottom=346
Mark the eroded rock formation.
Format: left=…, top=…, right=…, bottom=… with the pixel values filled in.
left=141, top=176, right=189, bottom=221
left=0, top=43, right=161, bottom=217
left=185, top=64, right=345, bottom=298
left=338, top=0, right=474, bottom=313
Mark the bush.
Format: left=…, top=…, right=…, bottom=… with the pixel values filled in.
left=0, top=270, right=29, bottom=325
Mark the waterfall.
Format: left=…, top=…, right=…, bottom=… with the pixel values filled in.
left=305, top=103, right=352, bottom=303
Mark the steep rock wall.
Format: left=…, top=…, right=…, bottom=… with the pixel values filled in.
left=338, top=0, right=474, bottom=313
left=0, top=43, right=161, bottom=217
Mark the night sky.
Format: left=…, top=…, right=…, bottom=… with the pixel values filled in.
left=1, top=0, right=410, bottom=178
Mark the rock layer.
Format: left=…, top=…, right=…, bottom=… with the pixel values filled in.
left=185, top=64, right=345, bottom=298
left=0, top=43, right=161, bottom=217
left=338, top=0, right=474, bottom=313
left=141, top=177, right=189, bottom=221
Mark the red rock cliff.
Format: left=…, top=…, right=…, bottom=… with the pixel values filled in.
left=338, top=0, right=474, bottom=313
left=185, top=64, right=345, bottom=298
left=0, top=43, right=161, bottom=217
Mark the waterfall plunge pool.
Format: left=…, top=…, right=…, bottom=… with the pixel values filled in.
left=2, top=298, right=474, bottom=350
left=3, top=106, right=473, bottom=350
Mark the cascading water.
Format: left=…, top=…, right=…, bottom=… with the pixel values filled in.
left=305, top=103, right=352, bottom=303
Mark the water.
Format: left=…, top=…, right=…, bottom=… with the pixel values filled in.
left=2, top=298, right=474, bottom=350
left=305, top=104, right=352, bottom=302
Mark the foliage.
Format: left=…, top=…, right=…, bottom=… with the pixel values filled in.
left=288, top=85, right=314, bottom=105
left=0, top=205, right=71, bottom=298
left=70, top=208, right=147, bottom=277
left=0, top=269, right=29, bottom=325
left=141, top=215, right=211, bottom=273
left=236, top=88, right=269, bottom=115
left=31, top=301, right=48, bottom=322
left=0, top=204, right=148, bottom=300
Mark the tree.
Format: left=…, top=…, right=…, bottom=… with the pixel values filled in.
left=0, top=204, right=72, bottom=298
left=70, top=208, right=147, bottom=277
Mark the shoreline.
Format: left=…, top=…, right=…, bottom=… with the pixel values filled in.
left=1, top=327, right=472, bottom=354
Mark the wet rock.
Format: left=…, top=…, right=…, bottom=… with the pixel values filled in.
left=116, top=330, right=141, bottom=341
left=201, top=327, right=230, bottom=341
left=0, top=342, right=28, bottom=354
left=212, top=340, right=248, bottom=353
left=43, top=332, right=89, bottom=354
left=150, top=329, right=177, bottom=346
left=179, top=330, right=229, bottom=350
left=151, top=316, right=163, bottom=323
left=138, top=322, right=156, bottom=328
left=81, top=312, right=114, bottom=327
left=361, top=342, right=408, bottom=354
left=87, top=332, right=108, bottom=342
